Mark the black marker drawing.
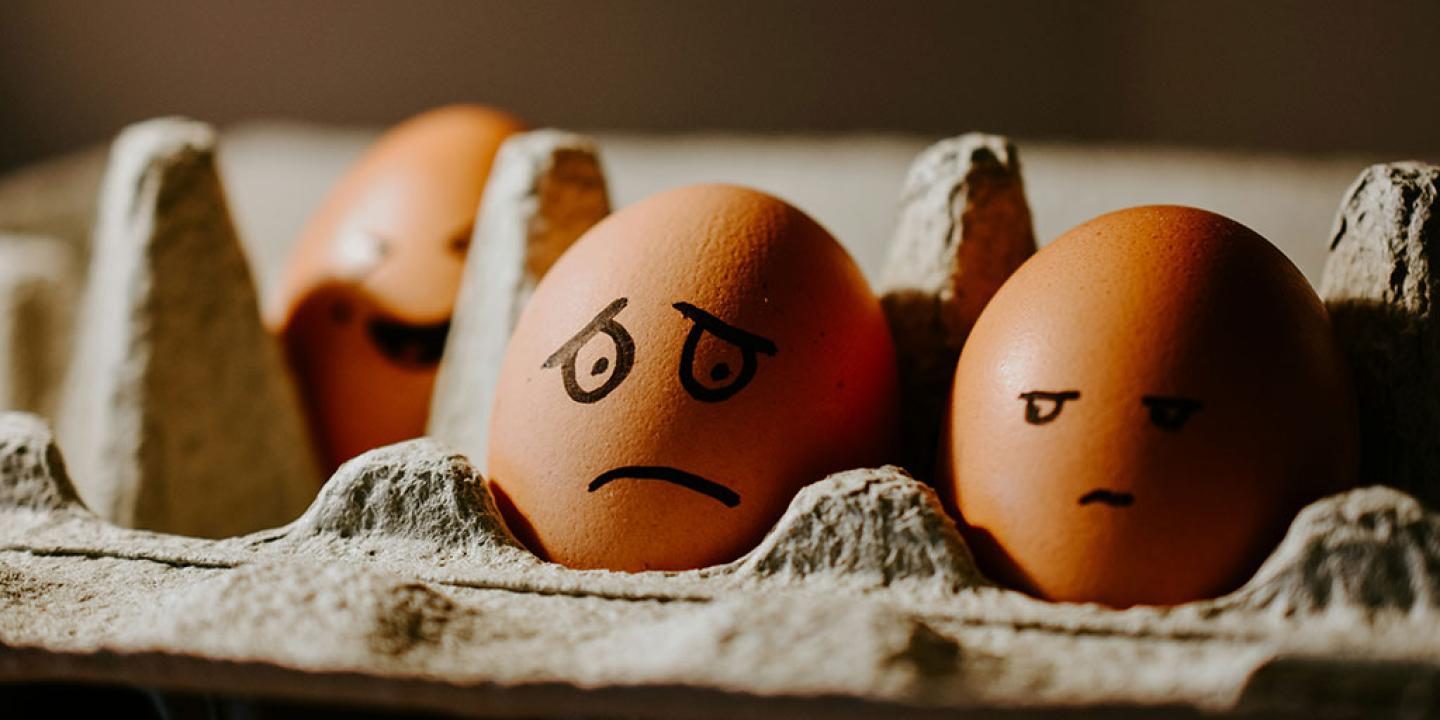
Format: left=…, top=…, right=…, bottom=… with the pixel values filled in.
left=672, top=302, right=778, bottom=402
left=1141, top=395, right=1203, bottom=431
left=543, top=297, right=635, bottom=404
left=1019, top=390, right=1081, bottom=425
left=1078, top=489, right=1135, bottom=507
left=589, top=465, right=741, bottom=507
left=368, top=316, right=451, bottom=368
left=448, top=223, right=475, bottom=257
left=329, top=299, right=354, bottom=325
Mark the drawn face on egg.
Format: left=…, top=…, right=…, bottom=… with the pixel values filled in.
left=1014, top=389, right=1204, bottom=508
left=537, top=297, right=782, bottom=507
left=488, top=184, right=900, bottom=572
left=273, top=105, right=526, bottom=474
left=946, top=205, right=1358, bottom=607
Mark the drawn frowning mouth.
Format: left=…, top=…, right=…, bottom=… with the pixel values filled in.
left=367, top=317, right=451, bottom=368
left=1078, top=489, right=1135, bottom=507
left=588, top=466, right=741, bottom=507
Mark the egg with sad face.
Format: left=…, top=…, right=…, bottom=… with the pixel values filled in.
left=487, top=184, right=900, bottom=571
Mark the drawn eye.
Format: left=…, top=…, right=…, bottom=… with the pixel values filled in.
left=672, top=302, right=778, bottom=402
left=1019, top=390, right=1081, bottom=425
left=329, top=299, right=355, bottom=325
left=542, top=298, right=635, bottom=404
left=1141, top=395, right=1202, bottom=431
left=448, top=225, right=474, bottom=257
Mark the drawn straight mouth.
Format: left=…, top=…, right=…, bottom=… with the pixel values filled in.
left=1078, top=489, right=1135, bottom=507
left=588, top=466, right=741, bottom=508
left=367, top=317, right=451, bottom=368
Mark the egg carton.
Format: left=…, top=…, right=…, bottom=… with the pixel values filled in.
left=1, top=118, right=1439, bottom=718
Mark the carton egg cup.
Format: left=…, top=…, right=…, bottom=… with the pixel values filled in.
left=1, top=119, right=1438, bottom=718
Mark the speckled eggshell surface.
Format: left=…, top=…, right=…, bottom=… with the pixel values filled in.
left=272, top=105, right=526, bottom=474
left=946, top=205, right=1358, bottom=607
left=488, top=184, right=900, bottom=572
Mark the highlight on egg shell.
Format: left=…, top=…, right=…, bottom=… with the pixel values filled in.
left=944, top=205, right=1359, bottom=607
left=487, top=184, right=901, bottom=572
left=271, top=105, right=526, bottom=474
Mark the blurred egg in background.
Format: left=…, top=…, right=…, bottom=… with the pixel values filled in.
left=270, top=105, right=524, bottom=473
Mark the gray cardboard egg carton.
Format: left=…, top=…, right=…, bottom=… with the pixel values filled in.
left=1, top=118, right=1439, bottom=719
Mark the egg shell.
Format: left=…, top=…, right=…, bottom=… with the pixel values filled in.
left=946, top=205, right=1358, bottom=607
left=272, top=105, right=525, bottom=473
left=487, top=184, right=901, bottom=572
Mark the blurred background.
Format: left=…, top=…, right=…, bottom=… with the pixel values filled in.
left=2, top=0, right=1438, bottom=171
left=2, top=0, right=1439, bottom=291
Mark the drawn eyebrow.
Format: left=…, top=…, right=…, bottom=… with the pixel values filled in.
left=672, top=303, right=778, bottom=354
left=1141, top=395, right=1203, bottom=431
left=672, top=302, right=778, bottom=402
left=1078, top=489, right=1135, bottom=507
left=1018, top=390, right=1081, bottom=425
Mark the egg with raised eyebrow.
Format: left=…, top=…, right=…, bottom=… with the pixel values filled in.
left=271, top=104, right=525, bottom=475
left=487, top=183, right=901, bottom=572
left=945, top=205, right=1358, bottom=607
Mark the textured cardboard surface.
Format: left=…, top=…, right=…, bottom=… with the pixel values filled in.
left=54, top=119, right=319, bottom=537
left=879, top=135, right=1035, bottom=477
left=1322, top=163, right=1440, bottom=508
left=1, top=413, right=1438, bottom=717
left=0, top=233, right=74, bottom=419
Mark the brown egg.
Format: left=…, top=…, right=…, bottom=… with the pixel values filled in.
left=488, top=184, right=900, bottom=571
left=946, top=205, right=1357, bottom=607
left=272, top=105, right=525, bottom=474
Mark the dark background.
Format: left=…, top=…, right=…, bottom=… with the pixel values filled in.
left=2, top=0, right=1438, bottom=172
